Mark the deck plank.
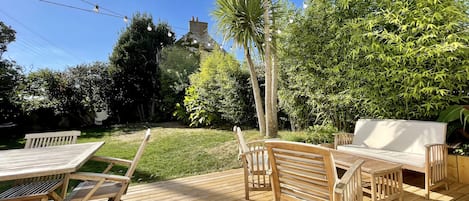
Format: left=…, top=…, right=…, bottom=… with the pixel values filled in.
left=114, top=168, right=466, bottom=201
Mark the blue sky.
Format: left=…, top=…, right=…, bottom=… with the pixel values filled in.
left=1, top=0, right=302, bottom=72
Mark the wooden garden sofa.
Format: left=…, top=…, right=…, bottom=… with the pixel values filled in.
left=334, top=119, right=448, bottom=199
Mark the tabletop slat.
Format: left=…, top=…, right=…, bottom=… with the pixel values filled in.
left=331, top=150, right=401, bottom=173
left=0, top=142, right=104, bottom=181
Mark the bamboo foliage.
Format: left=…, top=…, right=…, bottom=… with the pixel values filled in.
left=279, top=0, right=468, bottom=129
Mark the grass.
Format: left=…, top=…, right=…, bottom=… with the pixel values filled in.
left=75, top=123, right=276, bottom=185
left=0, top=123, right=307, bottom=186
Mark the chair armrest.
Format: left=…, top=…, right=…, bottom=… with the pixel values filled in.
left=246, top=140, right=266, bottom=149
left=69, top=172, right=130, bottom=182
left=424, top=143, right=447, bottom=149
left=424, top=144, right=448, bottom=165
left=91, top=156, right=133, bottom=167
left=335, top=159, right=364, bottom=200
left=241, top=149, right=270, bottom=173
left=334, top=132, right=354, bottom=149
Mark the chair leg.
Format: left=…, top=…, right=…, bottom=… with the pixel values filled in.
left=243, top=168, right=249, bottom=200
left=425, top=173, right=430, bottom=199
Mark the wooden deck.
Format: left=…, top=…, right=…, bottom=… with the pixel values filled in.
left=118, top=168, right=469, bottom=201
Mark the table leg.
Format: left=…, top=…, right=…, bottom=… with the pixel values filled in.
left=62, top=173, right=70, bottom=199
left=370, top=166, right=403, bottom=201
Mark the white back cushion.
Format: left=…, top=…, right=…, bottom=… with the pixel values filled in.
left=352, top=119, right=447, bottom=155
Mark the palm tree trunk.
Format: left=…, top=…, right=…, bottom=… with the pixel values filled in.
left=264, top=0, right=274, bottom=137
left=271, top=3, right=279, bottom=137
left=244, top=47, right=266, bottom=136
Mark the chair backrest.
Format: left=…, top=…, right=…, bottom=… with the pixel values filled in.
left=352, top=119, right=447, bottom=154
left=233, top=126, right=250, bottom=154
left=125, top=128, right=151, bottom=178
left=266, top=141, right=338, bottom=201
left=24, top=130, right=81, bottom=149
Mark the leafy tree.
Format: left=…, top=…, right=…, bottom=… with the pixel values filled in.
left=159, top=46, right=199, bottom=119
left=109, top=13, right=175, bottom=123
left=213, top=0, right=266, bottom=135
left=183, top=49, right=256, bottom=127
left=0, top=60, right=22, bottom=123
left=67, top=62, right=110, bottom=115
left=0, top=21, right=22, bottom=124
left=20, top=63, right=109, bottom=129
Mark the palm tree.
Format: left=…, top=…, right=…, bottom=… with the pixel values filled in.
left=213, top=0, right=266, bottom=135
left=263, top=0, right=274, bottom=137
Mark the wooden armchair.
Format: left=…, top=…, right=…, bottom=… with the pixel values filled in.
left=0, top=131, right=81, bottom=201
left=64, top=129, right=151, bottom=201
left=233, top=126, right=271, bottom=200
left=266, top=141, right=364, bottom=201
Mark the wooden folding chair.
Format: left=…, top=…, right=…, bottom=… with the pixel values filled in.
left=65, top=129, right=151, bottom=201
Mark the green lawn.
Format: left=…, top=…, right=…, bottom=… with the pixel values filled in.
left=0, top=123, right=306, bottom=186
left=74, top=123, right=272, bottom=185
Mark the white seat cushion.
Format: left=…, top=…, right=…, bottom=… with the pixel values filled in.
left=337, top=144, right=425, bottom=168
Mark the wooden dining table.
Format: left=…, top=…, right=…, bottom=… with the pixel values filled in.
left=0, top=141, right=104, bottom=198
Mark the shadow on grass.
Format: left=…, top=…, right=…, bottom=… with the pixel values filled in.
left=81, top=121, right=190, bottom=139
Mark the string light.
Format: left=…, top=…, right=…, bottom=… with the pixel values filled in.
left=123, top=16, right=128, bottom=23
left=303, top=2, right=308, bottom=9
left=277, top=29, right=282, bottom=34
left=147, top=24, right=152, bottom=31
left=39, top=0, right=129, bottom=23
left=167, top=32, right=172, bottom=37
left=289, top=18, right=294, bottom=23
left=193, top=39, right=198, bottom=44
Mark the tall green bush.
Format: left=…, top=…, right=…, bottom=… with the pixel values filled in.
left=159, top=46, right=199, bottom=120
left=182, top=49, right=256, bottom=127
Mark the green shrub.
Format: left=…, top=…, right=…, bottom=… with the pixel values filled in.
left=182, top=49, right=256, bottom=127
left=279, top=124, right=337, bottom=144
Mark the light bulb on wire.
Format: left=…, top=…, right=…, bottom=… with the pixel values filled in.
left=94, top=5, right=99, bottom=13
left=167, top=32, right=172, bottom=37
left=123, top=16, right=128, bottom=23
left=147, top=24, right=152, bottom=31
